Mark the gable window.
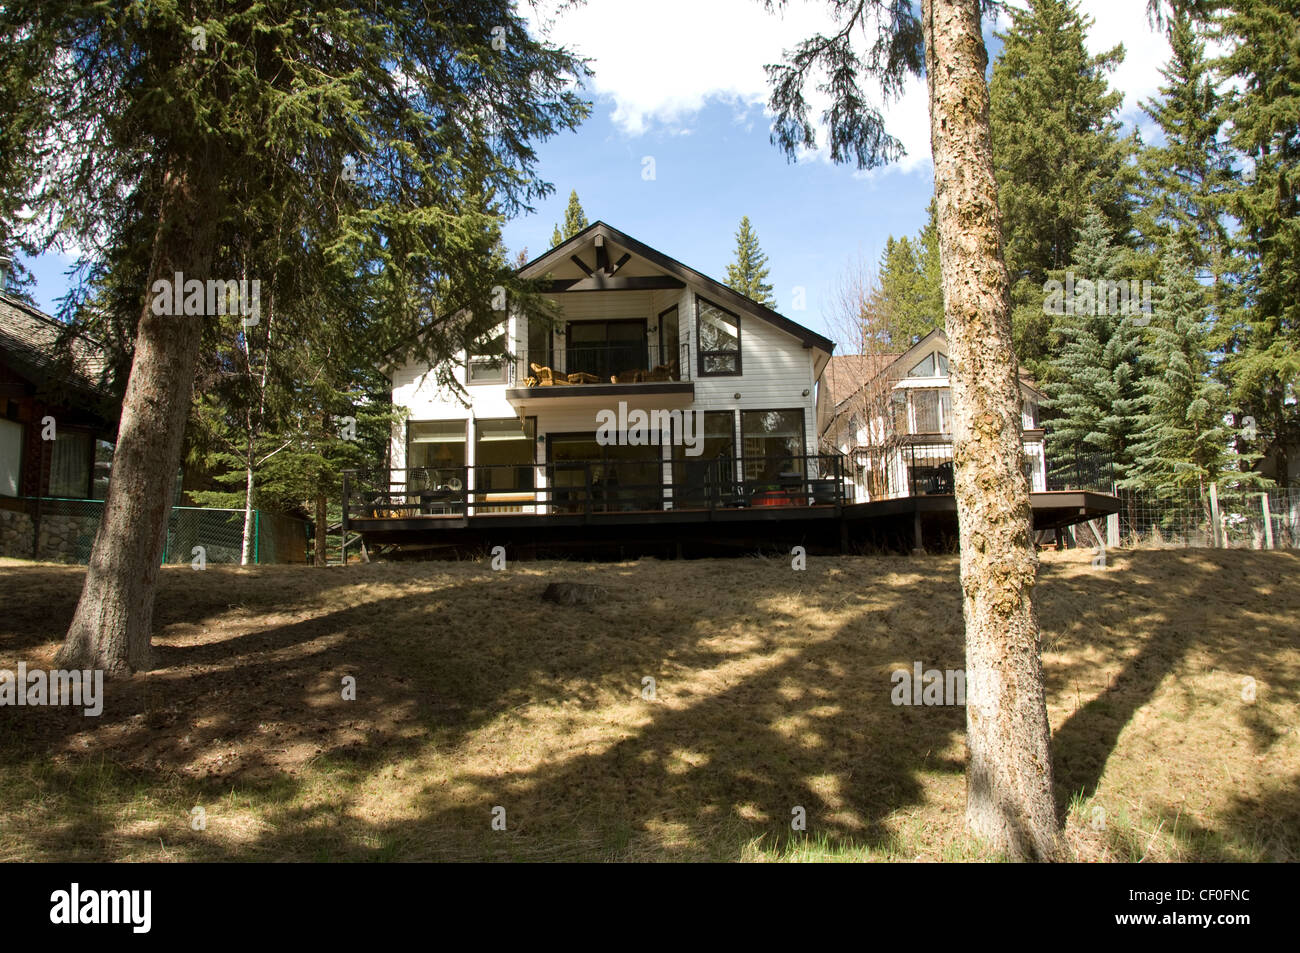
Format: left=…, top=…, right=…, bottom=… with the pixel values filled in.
left=908, top=352, right=949, bottom=378
left=467, top=327, right=509, bottom=384
left=696, top=297, right=741, bottom=376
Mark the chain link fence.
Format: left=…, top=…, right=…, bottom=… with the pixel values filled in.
left=0, top=497, right=308, bottom=564
left=1112, top=486, right=1300, bottom=550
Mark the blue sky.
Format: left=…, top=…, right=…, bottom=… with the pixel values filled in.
left=18, top=0, right=1174, bottom=350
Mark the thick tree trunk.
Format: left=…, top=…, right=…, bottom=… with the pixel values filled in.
left=921, top=0, right=1060, bottom=860
left=55, top=161, right=220, bottom=676
left=314, top=493, right=328, bottom=567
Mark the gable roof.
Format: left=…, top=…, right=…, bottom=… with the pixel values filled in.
left=823, top=328, right=1045, bottom=427
left=0, top=292, right=112, bottom=399
left=520, top=221, right=835, bottom=355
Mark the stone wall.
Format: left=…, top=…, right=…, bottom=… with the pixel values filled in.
left=0, top=506, right=33, bottom=558
left=0, top=504, right=100, bottom=563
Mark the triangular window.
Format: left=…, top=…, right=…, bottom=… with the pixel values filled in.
left=908, top=352, right=949, bottom=378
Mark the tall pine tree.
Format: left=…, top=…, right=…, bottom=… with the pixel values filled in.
left=1124, top=248, right=1250, bottom=491
left=1046, top=209, right=1145, bottom=482
left=550, top=189, right=589, bottom=246
left=1214, top=0, right=1300, bottom=486
left=724, top=216, right=775, bottom=306
left=990, top=0, right=1138, bottom=380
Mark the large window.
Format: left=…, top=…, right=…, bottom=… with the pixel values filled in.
left=672, top=411, right=736, bottom=507
left=0, top=418, right=21, bottom=497
left=407, top=421, right=467, bottom=488
left=696, top=297, right=740, bottom=376
left=548, top=433, right=663, bottom=512
left=475, top=417, right=536, bottom=492
left=49, top=430, right=92, bottom=498
left=741, top=409, right=806, bottom=481
left=566, top=320, right=646, bottom=380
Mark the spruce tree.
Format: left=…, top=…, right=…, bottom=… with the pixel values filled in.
left=1214, top=0, right=1300, bottom=486
left=0, top=1, right=590, bottom=673
left=1046, top=209, right=1144, bottom=482
left=990, top=0, right=1138, bottom=379
left=1136, top=11, right=1233, bottom=290
left=551, top=189, right=589, bottom=246
left=724, top=216, right=776, bottom=307
left=1124, top=248, right=1247, bottom=491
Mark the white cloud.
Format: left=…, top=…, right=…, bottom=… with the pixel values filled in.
left=532, top=0, right=932, bottom=172
left=533, top=0, right=1185, bottom=175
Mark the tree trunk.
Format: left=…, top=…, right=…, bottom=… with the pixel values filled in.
left=240, top=441, right=256, bottom=566
left=921, top=0, right=1060, bottom=860
left=314, top=493, right=328, bottom=567
left=55, top=161, right=220, bottom=676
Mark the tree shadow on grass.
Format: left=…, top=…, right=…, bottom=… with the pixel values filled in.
left=0, top=556, right=971, bottom=861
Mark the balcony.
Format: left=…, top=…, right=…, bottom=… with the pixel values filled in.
left=505, top=340, right=693, bottom=404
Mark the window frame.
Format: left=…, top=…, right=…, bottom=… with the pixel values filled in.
left=694, top=295, right=742, bottom=377
left=466, top=326, right=511, bottom=385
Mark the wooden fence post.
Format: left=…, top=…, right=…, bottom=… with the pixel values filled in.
left=1261, top=492, right=1275, bottom=550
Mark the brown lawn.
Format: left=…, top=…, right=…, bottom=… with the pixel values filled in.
left=0, top=548, right=1296, bottom=862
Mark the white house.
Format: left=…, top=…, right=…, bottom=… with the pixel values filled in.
left=822, top=329, right=1048, bottom=502
left=384, top=221, right=839, bottom=515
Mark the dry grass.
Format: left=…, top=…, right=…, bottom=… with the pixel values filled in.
left=0, top=548, right=1296, bottom=862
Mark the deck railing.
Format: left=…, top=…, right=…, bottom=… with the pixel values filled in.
left=520, top=340, right=690, bottom=385
left=342, top=453, right=849, bottom=523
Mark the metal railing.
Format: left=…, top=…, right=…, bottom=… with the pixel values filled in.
left=521, top=340, right=690, bottom=385
left=342, top=453, right=848, bottom=522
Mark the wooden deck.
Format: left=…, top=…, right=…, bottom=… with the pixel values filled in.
left=346, top=490, right=1120, bottom=558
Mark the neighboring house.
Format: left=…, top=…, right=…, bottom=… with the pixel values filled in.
left=822, top=329, right=1047, bottom=502
left=0, top=291, right=117, bottom=500
left=383, top=221, right=837, bottom=516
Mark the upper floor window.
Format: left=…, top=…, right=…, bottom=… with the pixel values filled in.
left=908, top=351, right=949, bottom=378
left=696, top=297, right=741, bottom=376
left=467, top=327, right=509, bottom=384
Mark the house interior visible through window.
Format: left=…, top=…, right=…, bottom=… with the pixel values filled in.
left=407, top=421, right=467, bottom=486
left=672, top=410, right=735, bottom=505
left=741, top=409, right=805, bottom=481
left=475, top=417, right=535, bottom=491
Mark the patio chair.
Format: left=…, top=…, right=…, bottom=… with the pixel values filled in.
left=529, top=362, right=571, bottom=386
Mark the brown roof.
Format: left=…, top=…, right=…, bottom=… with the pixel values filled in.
left=823, top=352, right=900, bottom=410
left=0, top=291, right=112, bottom=397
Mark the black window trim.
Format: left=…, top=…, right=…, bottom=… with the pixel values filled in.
left=695, top=295, right=742, bottom=377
